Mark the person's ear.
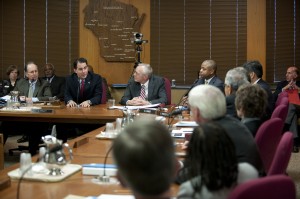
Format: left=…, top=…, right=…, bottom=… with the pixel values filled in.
left=228, top=86, right=233, bottom=95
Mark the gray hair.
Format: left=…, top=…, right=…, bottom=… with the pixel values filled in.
left=137, top=63, right=153, bottom=77
left=188, top=85, right=226, bottom=120
left=112, top=120, right=175, bottom=196
left=225, top=67, right=249, bottom=91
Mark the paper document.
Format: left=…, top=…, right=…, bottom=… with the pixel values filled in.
left=110, top=103, right=161, bottom=110
left=174, top=121, right=198, bottom=127
left=0, top=95, right=10, bottom=101
left=97, top=195, right=134, bottom=199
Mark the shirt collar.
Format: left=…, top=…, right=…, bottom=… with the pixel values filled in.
left=253, top=78, right=261, bottom=84
left=141, top=79, right=149, bottom=88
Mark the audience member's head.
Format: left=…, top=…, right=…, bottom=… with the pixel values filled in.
left=188, top=85, right=226, bottom=122
left=224, top=67, right=249, bottom=96
left=44, top=63, right=55, bottom=78
left=113, top=120, right=176, bottom=198
left=73, top=58, right=88, bottom=80
left=242, top=60, right=263, bottom=83
left=285, top=66, right=299, bottom=82
left=235, top=84, right=268, bottom=119
left=25, top=61, right=39, bottom=81
left=185, top=122, right=238, bottom=191
left=6, top=65, right=19, bottom=81
left=134, top=63, right=153, bottom=84
left=199, top=60, right=217, bottom=80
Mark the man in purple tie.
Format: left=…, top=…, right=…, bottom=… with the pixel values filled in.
left=120, top=63, right=167, bottom=106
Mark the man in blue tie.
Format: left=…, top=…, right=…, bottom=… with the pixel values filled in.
left=1, top=61, right=52, bottom=155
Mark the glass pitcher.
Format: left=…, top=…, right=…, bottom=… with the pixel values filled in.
left=41, top=135, right=73, bottom=176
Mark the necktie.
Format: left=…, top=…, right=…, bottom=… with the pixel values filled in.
left=140, top=84, right=146, bottom=100
left=28, top=82, right=34, bottom=98
left=80, top=79, right=85, bottom=97
left=205, top=80, right=208, bottom=85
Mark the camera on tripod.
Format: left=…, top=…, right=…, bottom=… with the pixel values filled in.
left=133, top=32, right=148, bottom=45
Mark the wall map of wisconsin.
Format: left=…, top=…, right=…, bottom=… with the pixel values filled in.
left=84, top=0, right=145, bottom=62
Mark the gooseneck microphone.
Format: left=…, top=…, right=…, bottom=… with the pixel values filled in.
left=97, top=145, right=113, bottom=183
left=76, top=79, right=80, bottom=105
left=168, top=106, right=190, bottom=117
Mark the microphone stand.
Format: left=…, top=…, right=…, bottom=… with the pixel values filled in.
left=96, top=144, right=113, bottom=183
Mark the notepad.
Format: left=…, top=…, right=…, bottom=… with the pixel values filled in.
left=82, top=164, right=117, bottom=176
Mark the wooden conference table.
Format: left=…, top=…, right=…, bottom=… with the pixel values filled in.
left=0, top=103, right=123, bottom=124
left=0, top=110, right=181, bottom=198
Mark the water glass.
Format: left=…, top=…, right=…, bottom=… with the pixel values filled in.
left=115, top=118, right=123, bottom=133
left=19, top=153, right=33, bottom=175
left=105, top=122, right=114, bottom=137
left=107, top=99, right=115, bottom=108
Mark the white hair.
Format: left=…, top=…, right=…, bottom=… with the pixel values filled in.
left=138, top=63, right=153, bottom=77
left=188, top=85, right=226, bottom=120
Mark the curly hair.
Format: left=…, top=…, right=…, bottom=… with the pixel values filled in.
left=184, top=122, right=238, bottom=192
left=235, top=84, right=268, bottom=118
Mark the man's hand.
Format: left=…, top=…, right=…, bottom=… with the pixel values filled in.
left=127, top=97, right=151, bottom=106
left=283, top=81, right=300, bottom=91
left=66, top=100, right=77, bottom=107
left=80, top=100, right=91, bottom=108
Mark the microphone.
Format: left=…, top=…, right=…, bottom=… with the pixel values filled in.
left=97, top=145, right=113, bottom=183
left=168, top=106, right=190, bottom=117
left=184, top=78, right=200, bottom=97
left=76, top=79, right=80, bottom=106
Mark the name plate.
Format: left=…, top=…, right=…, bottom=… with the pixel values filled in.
left=31, top=109, right=53, bottom=113
left=138, top=109, right=157, bottom=114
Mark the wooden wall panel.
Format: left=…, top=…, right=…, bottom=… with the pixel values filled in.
left=247, top=0, right=266, bottom=79
left=79, top=0, right=150, bottom=85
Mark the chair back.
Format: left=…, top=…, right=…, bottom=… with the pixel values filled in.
left=228, top=175, right=296, bottom=199
left=255, top=118, right=283, bottom=173
left=271, top=104, right=289, bottom=122
left=276, top=96, right=289, bottom=107
left=275, top=92, right=288, bottom=107
left=101, top=79, right=107, bottom=104
left=268, top=132, right=293, bottom=175
left=164, top=77, right=171, bottom=105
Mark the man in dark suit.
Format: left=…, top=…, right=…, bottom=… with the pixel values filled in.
left=1, top=61, right=52, bottom=155
left=43, top=63, right=65, bottom=101
left=224, top=67, right=249, bottom=118
left=243, top=60, right=274, bottom=120
left=56, top=58, right=103, bottom=142
left=273, top=66, right=300, bottom=152
left=188, top=84, right=263, bottom=173
left=188, top=59, right=224, bottom=93
left=64, top=57, right=102, bottom=107
left=120, top=63, right=167, bottom=106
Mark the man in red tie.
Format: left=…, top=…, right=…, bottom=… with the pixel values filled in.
left=57, top=58, right=104, bottom=142
left=120, top=63, right=168, bottom=106
left=64, top=57, right=103, bottom=108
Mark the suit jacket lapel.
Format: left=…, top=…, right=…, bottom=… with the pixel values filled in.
left=209, top=76, right=216, bottom=85
left=147, top=76, right=154, bottom=99
left=33, top=80, right=40, bottom=97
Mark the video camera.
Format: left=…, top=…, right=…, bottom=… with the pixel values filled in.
left=133, top=32, right=148, bottom=45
